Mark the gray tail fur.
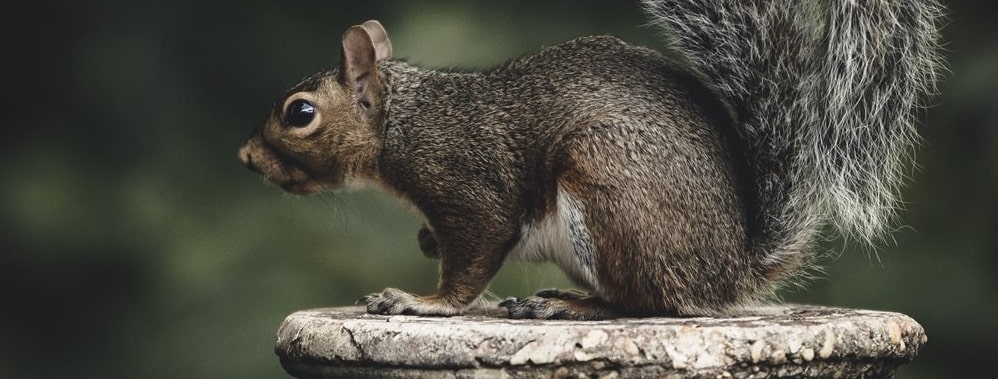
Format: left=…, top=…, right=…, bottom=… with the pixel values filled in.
left=643, top=0, right=944, bottom=273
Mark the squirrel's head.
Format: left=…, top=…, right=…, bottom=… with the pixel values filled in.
left=238, top=20, right=393, bottom=195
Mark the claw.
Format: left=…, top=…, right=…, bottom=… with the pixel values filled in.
left=498, top=296, right=557, bottom=319
left=358, top=288, right=463, bottom=316
left=498, top=297, right=520, bottom=308
left=357, top=293, right=376, bottom=304
left=498, top=294, right=614, bottom=320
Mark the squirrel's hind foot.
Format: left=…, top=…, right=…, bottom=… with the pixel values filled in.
left=499, top=293, right=616, bottom=320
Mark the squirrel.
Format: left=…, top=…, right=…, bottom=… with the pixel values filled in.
left=238, top=0, right=943, bottom=320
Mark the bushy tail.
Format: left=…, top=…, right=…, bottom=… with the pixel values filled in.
left=643, top=0, right=943, bottom=270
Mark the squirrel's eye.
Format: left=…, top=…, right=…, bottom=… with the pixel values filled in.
left=284, top=99, right=316, bottom=128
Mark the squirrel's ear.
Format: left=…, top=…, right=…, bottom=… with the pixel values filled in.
left=339, top=21, right=391, bottom=86
left=340, top=25, right=376, bottom=85
left=340, top=25, right=383, bottom=113
left=360, top=20, right=392, bottom=61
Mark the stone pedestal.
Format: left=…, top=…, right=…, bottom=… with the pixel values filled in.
left=274, top=305, right=925, bottom=378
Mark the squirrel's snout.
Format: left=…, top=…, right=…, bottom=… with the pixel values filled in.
left=238, top=144, right=260, bottom=173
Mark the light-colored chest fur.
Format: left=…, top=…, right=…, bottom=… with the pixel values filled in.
left=508, top=187, right=599, bottom=293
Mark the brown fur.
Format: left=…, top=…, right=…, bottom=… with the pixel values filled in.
left=240, top=23, right=759, bottom=318
left=238, top=4, right=939, bottom=319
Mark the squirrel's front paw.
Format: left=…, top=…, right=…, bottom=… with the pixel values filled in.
left=417, top=225, right=439, bottom=259
left=360, top=288, right=462, bottom=316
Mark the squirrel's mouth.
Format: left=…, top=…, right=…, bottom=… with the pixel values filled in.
left=239, top=137, right=326, bottom=195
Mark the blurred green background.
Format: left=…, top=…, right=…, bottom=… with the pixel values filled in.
left=1, top=1, right=994, bottom=378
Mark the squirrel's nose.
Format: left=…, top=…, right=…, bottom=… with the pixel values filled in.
left=238, top=144, right=260, bottom=173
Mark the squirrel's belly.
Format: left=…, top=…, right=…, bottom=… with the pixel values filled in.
left=507, top=187, right=599, bottom=292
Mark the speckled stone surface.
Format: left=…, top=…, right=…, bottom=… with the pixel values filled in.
left=274, top=305, right=926, bottom=379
